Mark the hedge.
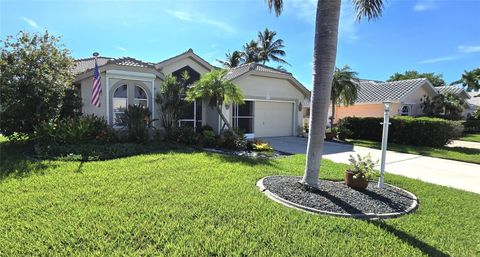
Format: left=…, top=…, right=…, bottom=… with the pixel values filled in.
left=462, top=120, right=480, bottom=133
left=340, top=116, right=462, bottom=147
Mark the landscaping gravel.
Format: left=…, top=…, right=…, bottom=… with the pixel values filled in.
left=262, top=176, right=417, bottom=216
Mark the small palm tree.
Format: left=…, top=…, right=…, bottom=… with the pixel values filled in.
left=331, top=65, right=359, bottom=127
left=216, top=50, right=244, bottom=69
left=451, top=68, right=480, bottom=92
left=257, top=28, right=289, bottom=65
left=243, top=40, right=260, bottom=63
left=266, top=0, right=384, bottom=188
left=186, top=69, right=244, bottom=136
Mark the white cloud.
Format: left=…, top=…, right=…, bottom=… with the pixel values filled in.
left=115, top=46, right=127, bottom=52
left=167, top=10, right=236, bottom=34
left=458, top=44, right=480, bottom=53
left=414, top=0, right=437, bottom=12
left=285, top=0, right=359, bottom=41
left=21, top=16, right=38, bottom=28
left=420, top=55, right=458, bottom=64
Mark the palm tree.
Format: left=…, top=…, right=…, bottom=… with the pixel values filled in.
left=266, top=0, right=384, bottom=188
left=216, top=50, right=244, bottom=69
left=331, top=65, right=359, bottom=127
left=243, top=40, right=260, bottom=63
left=186, top=69, right=244, bottom=136
left=257, top=28, right=289, bottom=65
left=451, top=68, right=480, bottom=92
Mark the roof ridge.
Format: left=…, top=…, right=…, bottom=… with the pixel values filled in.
left=75, top=56, right=113, bottom=62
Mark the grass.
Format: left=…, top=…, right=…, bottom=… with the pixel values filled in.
left=459, top=133, right=480, bottom=143
left=348, top=139, right=480, bottom=164
left=1, top=144, right=479, bottom=256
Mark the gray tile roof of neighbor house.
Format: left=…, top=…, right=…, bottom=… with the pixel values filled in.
left=73, top=57, right=155, bottom=75
left=356, top=78, right=430, bottom=103
left=436, top=86, right=471, bottom=99
left=224, top=63, right=290, bottom=80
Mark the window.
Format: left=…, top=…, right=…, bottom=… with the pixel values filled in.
left=178, top=99, right=202, bottom=130
left=134, top=85, right=148, bottom=107
left=112, top=84, right=149, bottom=126
left=233, top=101, right=254, bottom=134
left=113, top=85, right=128, bottom=125
left=400, top=105, right=411, bottom=116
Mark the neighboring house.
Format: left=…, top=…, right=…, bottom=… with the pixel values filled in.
left=73, top=49, right=310, bottom=138
left=330, top=78, right=438, bottom=122
left=436, top=86, right=473, bottom=118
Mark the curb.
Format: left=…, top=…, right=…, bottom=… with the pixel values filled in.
left=257, top=176, right=419, bottom=220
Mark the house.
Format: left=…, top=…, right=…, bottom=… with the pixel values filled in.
left=436, top=86, right=474, bottom=118
left=330, top=78, right=438, bottom=122
left=73, top=49, right=310, bottom=138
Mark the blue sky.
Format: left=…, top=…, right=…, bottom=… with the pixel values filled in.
left=1, top=0, right=479, bottom=89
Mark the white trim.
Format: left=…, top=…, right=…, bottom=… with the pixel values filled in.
left=150, top=80, right=155, bottom=125
left=112, top=84, right=129, bottom=128
left=106, top=76, right=110, bottom=124
left=106, top=69, right=156, bottom=80
left=244, top=98, right=295, bottom=104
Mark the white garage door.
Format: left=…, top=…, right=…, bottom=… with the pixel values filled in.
left=254, top=101, right=293, bottom=137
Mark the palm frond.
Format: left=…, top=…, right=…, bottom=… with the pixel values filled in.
left=266, top=0, right=283, bottom=16
left=353, top=0, right=385, bottom=21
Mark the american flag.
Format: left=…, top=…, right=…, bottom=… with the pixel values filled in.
left=91, top=59, right=102, bottom=107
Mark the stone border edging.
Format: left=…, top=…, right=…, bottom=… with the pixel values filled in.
left=257, top=176, right=419, bottom=220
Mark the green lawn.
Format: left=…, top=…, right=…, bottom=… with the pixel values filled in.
left=1, top=144, right=479, bottom=256
left=459, top=133, right=480, bottom=143
left=348, top=139, right=480, bottom=164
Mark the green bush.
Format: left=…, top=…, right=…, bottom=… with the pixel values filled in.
left=340, top=116, right=461, bottom=147
left=34, top=115, right=116, bottom=145
left=221, top=130, right=246, bottom=150
left=166, top=126, right=199, bottom=145
left=120, top=105, right=154, bottom=143
left=462, top=120, right=480, bottom=133
left=36, top=143, right=160, bottom=161
left=201, top=130, right=216, bottom=147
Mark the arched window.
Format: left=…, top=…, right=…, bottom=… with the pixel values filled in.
left=134, top=85, right=148, bottom=107
left=400, top=105, right=411, bottom=116
left=113, top=84, right=128, bottom=125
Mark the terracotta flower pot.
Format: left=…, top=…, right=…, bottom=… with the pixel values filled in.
left=345, top=170, right=368, bottom=190
left=325, top=132, right=334, bottom=141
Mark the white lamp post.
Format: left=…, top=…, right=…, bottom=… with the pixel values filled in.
left=378, top=101, right=392, bottom=189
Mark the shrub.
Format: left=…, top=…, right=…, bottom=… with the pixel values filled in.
left=201, top=130, right=216, bottom=147
left=34, top=115, right=116, bottom=145
left=221, top=130, right=246, bottom=150
left=120, top=105, right=154, bottom=143
left=247, top=139, right=273, bottom=152
left=462, top=120, right=480, bottom=133
left=36, top=143, right=159, bottom=161
left=166, top=126, right=199, bottom=145
left=340, top=116, right=461, bottom=147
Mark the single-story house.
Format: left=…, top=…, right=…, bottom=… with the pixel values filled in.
left=329, top=78, right=438, bottom=122
left=436, top=86, right=473, bottom=118
left=73, top=49, right=310, bottom=138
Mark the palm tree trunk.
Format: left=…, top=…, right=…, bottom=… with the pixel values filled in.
left=217, top=105, right=238, bottom=137
left=331, top=99, right=336, bottom=128
left=301, top=0, right=341, bottom=188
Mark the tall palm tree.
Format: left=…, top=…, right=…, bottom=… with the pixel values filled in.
left=257, top=28, right=289, bottom=65
left=186, top=69, right=244, bottom=136
left=266, top=0, right=384, bottom=188
left=451, top=68, right=480, bottom=92
left=243, top=40, right=260, bottom=63
left=216, top=50, right=244, bottom=69
left=331, top=65, right=359, bottom=126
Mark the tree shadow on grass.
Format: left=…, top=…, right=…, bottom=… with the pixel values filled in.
left=0, top=142, right=58, bottom=181
left=204, top=151, right=278, bottom=167
left=367, top=220, right=450, bottom=257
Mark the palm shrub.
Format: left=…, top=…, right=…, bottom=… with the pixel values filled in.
left=34, top=115, right=115, bottom=145
left=156, top=73, right=189, bottom=136
left=121, top=105, right=154, bottom=143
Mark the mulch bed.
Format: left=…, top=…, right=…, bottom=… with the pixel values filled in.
left=260, top=176, right=418, bottom=219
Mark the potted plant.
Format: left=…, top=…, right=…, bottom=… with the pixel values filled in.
left=336, top=119, right=352, bottom=141
left=345, top=154, right=378, bottom=190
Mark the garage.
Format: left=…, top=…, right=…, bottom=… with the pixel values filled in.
left=254, top=101, right=294, bottom=137
left=232, top=100, right=294, bottom=137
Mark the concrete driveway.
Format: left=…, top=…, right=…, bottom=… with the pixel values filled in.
left=262, top=136, right=480, bottom=194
